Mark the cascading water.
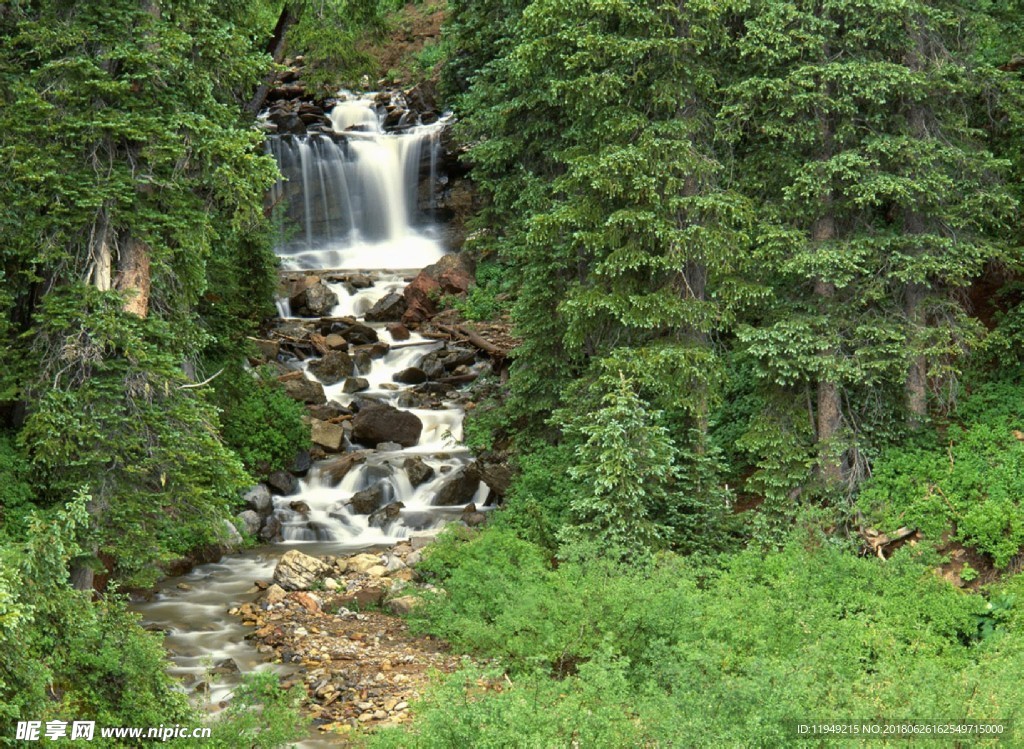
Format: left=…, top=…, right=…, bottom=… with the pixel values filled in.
left=268, top=93, right=447, bottom=271
left=134, top=92, right=482, bottom=736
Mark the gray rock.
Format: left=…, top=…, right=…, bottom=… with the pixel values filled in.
left=273, top=549, right=331, bottom=591
left=237, top=510, right=261, bottom=536
left=222, top=519, right=243, bottom=549
left=342, top=377, right=370, bottom=393
left=393, top=367, right=427, bottom=384
left=260, top=515, right=282, bottom=543
left=433, top=467, right=480, bottom=506
left=340, top=322, right=378, bottom=345
left=268, top=471, right=300, bottom=496
left=349, top=484, right=385, bottom=514
left=243, top=484, right=273, bottom=515
left=308, top=351, right=354, bottom=385
left=368, top=501, right=405, bottom=529
left=364, top=292, right=407, bottom=322
left=282, top=376, right=326, bottom=405
left=290, top=282, right=339, bottom=317
left=404, top=456, right=435, bottom=487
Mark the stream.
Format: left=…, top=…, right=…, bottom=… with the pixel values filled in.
left=133, top=92, right=478, bottom=739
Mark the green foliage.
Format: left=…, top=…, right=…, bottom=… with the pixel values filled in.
left=859, top=381, right=1024, bottom=567
left=443, top=262, right=513, bottom=322
left=286, top=0, right=411, bottom=89
left=216, top=365, right=309, bottom=476
left=0, top=496, right=193, bottom=743
left=382, top=529, right=1024, bottom=747
left=207, top=672, right=307, bottom=749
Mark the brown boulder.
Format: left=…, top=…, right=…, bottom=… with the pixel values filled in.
left=352, top=404, right=423, bottom=448
left=402, top=253, right=475, bottom=324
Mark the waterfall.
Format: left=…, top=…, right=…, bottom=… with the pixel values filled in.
left=268, top=94, right=447, bottom=270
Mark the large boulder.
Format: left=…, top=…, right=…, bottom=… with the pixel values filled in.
left=403, top=253, right=475, bottom=324
left=349, top=484, right=385, bottom=514
left=311, top=420, right=345, bottom=452
left=433, top=466, right=481, bottom=506
left=281, top=376, right=326, bottom=405
left=352, top=404, right=423, bottom=448
left=243, top=484, right=273, bottom=515
left=404, top=456, right=435, bottom=487
left=308, top=351, right=354, bottom=385
left=393, top=367, right=427, bottom=384
left=236, top=510, right=261, bottom=536
left=267, top=470, right=300, bottom=496
left=290, top=281, right=339, bottom=317
left=364, top=292, right=407, bottom=322
left=273, top=549, right=331, bottom=591
left=322, top=450, right=371, bottom=485
left=369, top=501, right=404, bottom=529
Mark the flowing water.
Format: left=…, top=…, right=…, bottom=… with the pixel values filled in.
left=134, top=93, right=477, bottom=733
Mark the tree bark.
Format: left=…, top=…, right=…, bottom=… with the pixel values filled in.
left=813, top=214, right=843, bottom=487
left=246, top=7, right=297, bottom=115
left=115, top=236, right=151, bottom=317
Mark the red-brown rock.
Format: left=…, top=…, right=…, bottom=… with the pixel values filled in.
left=402, top=253, right=475, bottom=324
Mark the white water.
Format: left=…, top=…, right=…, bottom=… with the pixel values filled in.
left=135, top=94, right=481, bottom=741
left=268, top=93, right=447, bottom=270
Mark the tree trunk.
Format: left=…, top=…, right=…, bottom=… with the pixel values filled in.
left=813, top=210, right=843, bottom=486
left=903, top=18, right=930, bottom=425
left=246, top=7, right=297, bottom=115
left=115, top=236, right=151, bottom=317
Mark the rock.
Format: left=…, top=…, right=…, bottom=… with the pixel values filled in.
left=212, top=658, right=239, bottom=674
left=323, top=577, right=339, bottom=591
left=307, top=402, right=350, bottom=421
left=376, top=441, right=402, bottom=452
left=221, top=519, right=243, bottom=549
left=282, top=376, right=326, bottom=405
left=322, top=451, right=371, bottom=485
left=289, top=500, right=311, bottom=514
left=403, top=253, right=475, bottom=324
left=416, top=351, right=446, bottom=380
left=236, top=510, right=261, bottom=536
left=462, top=505, right=487, bottom=527
left=268, top=471, right=300, bottom=496
left=404, top=457, right=435, bottom=487
left=386, top=323, right=410, bottom=341
left=366, top=565, right=388, bottom=577
left=243, top=484, right=273, bottom=515
left=291, top=450, right=313, bottom=476
left=290, top=281, right=339, bottom=317
left=478, top=461, right=513, bottom=500
left=342, top=377, right=370, bottom=393
left=339, top=584, right=387, bottom=609
left=393, top=367, right=427, bottom=384
left=352, top=404, right=423, bottom=448
left=368, top=502, right=405, bottom=529
left=386, top=595, right=422, bottom=616
left=433, top=467, right=481, bottom=506
left=339, top=322, right=379, bottom=345
left=308, top=351, right=354, bottom=385
left=406, top=549, right=423, bottom=567
left=352, top=350, right=373, bottom=372
left=324, top=333, right=348, bottom=350
left=264, top=583, right=288, bottom=604
left=252, top=338, right=280, bottom=361
left=364, top=292, right=408, bottom=322
left=260, top=515, right=282, bottom=543
left=273, top=550, right=331, bottom=591
left=293, top=592, right=320, bottom=613
left=349, top=484, right=385, bottom=515
left=311, top=420, right=346, bottom=452
left=347, top=553, right=382, bottom=574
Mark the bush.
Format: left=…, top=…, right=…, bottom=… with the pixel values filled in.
left=384, top=532, right=1020, bottom=747
left=216, top=366, right=309, bottom=477
left=859, top=381, right=1024, bottom=567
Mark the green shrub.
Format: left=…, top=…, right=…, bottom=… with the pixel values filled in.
left=377, top=533, right=1021, bottom=747
left=859, top=381, right=1024, bottom=567
left=216, top=366, right=309, bottom=477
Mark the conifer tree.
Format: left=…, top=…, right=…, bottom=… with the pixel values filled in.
left=723, top=0, right=1017, bottom=488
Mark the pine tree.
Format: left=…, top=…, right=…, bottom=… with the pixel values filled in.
left=0, top=0, right=279, bottom=585
left=723, top=0, right=1018, bottom=490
